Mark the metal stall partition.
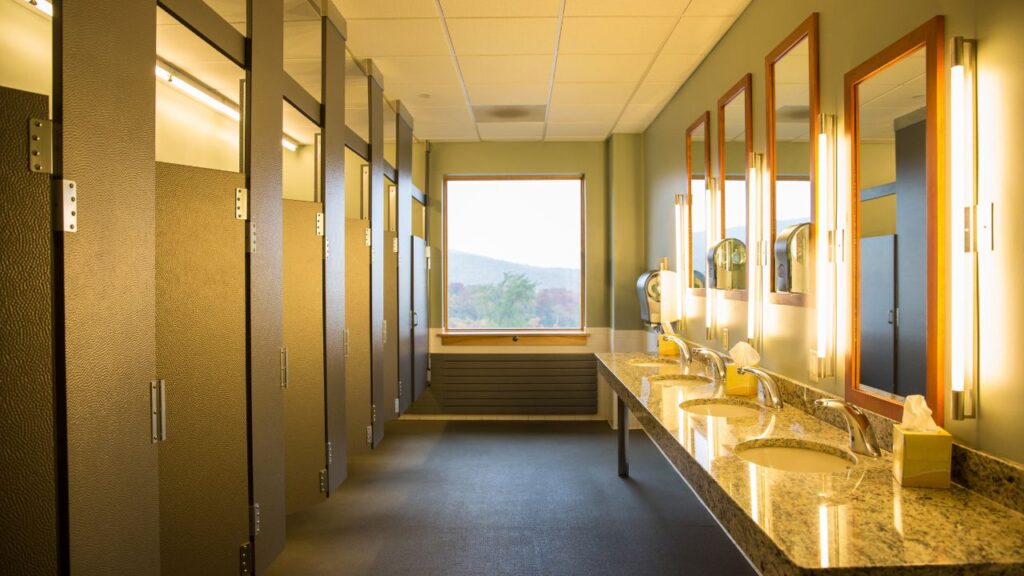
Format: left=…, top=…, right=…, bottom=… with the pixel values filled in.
left=412, top=236, right=429, bottom=401
left=155, top=163, right=249, bottom=575
left=367, top=63, right=386, bottom=447
left=346, top=218, right=373, bottom=454
left=0, top=86, right=61, bottom=576
left=396, top=104, right=414, bottom=414
left=283, top=199, right=328, bottom=514
left=383, top=181, right=400, bottom=420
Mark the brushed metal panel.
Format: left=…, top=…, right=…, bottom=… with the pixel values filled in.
left=412, top=237, right=428, bottom=401
left=345, top=219, right=372, bottom=455
left=61, top=1, right=162, bottom=573
left=368, top=73, right=385, bottom=447
left=322, top=15, right=348, bottom=492
left=283, top=199, right=327, bottom=514
left=383, top=227, right=399, bottom=422
left=245, top=0, right=286, bottom=569
left=396, top=114, right=414, bottom=414
left=155, top=163, right=249, bottom=575
left=0, top=86, right=60, bottom=576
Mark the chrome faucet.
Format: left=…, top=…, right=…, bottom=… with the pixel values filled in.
left=815, top=399, right=881, bottom=457
left=692, top=347, right=727, bottom=380
left=737, top=367, right=783, bottom=409
left=660, top=335, right=692, bottom=367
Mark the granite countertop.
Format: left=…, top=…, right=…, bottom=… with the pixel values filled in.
left=597, top=352, right=1024, bottom=576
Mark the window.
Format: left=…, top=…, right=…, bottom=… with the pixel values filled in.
left=444, top=176, right=585, bottom=332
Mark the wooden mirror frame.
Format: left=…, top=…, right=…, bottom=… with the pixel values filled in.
left=844, top=15, right=945, bottom=424
left=766, top=13, right=819, bottom=306
left=686, top=111, right=711, bottom=294
left=717, top=74, right=753, bottom=300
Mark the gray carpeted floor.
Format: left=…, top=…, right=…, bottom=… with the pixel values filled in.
left=266, top=420, right=755, bottom=576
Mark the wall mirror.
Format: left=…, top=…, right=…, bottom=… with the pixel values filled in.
left=711, top=74, right=753, bottom=295
left=766, top=14, right=819, bottom=303
left=686, top=112, right=711, bottom=291
left=845, top=16, right=944, bottom=423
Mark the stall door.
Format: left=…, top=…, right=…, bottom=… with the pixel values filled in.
left=0, top=86, right=60, bottom=576
left=412, top=237, right=429, bottom=400
left=283, top=200, right=327, bottom=514
left=155, top=163, right=249, bottom=575
left=859, top=235, right=897, bottom=393
left=345, top=219, right=373, bottom=453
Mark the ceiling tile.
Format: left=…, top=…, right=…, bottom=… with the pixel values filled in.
left=612, top=120, right=649, bottom=134
left=550, top=82, right=635, bottom=108
left=447, top=18, right=558, bottom=55
left=627, top=82, right=678, bottom=110
left=546, top=104, right=622, bottom=123
left=662, top=16, right=733, bottom=54
left=285, top=60, right=323, bottom=97
left=560, top=17, right=676, bottom=54
left=554, top=54, right=651, bottom=83
left=414, top=120, right=479, bottom=141
left=371, top=56, right=461, bottom=85
left=478, top=122, right=545, bottom=141
left=347, top=19, right=451, bottom=57
left=466, top=83, right=550, bottom=106
left=617, top=104, right=660, bottom=126
left=386, top=83, right=468, bottom=108
left=684, top=0, right=751, bottom=17
left=334, top=0, right=437, bottom=19
left=545, top=122, right=613, bottom=141
left=203, top=0, right=246, bottom=25
left=284, top=21, right=321, bottom=59
left=564, top=0, right=688, bottom=17
left=459, top=55, right=554, bottom=85
left=440, top=0, right=561, bottom=18
left=645, top=53, right=701, bottom=83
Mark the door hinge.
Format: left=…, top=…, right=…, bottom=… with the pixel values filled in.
left=150, top=379, right=167, bottom=443
left=246, top=222, right=256, bottom=253
left=394, top=397, right=400, bottom=415
left=324, top=238, right=330, bottom=259
left=280, top=347, right=289, bottom=389
left=28, top=118, right=52, bottom=174
left=235, top=188, right=248, bottom=220
left=316, top=212, right=324, bottom=236
left=425, top=248, right=432, bottom=270
left=392, top=237, right=398, bottom=253
left=239, top=542, right=252, bottom=576
left=327, top=441, right=333, bottom=465
left=412, top=310, right=418, bottom=327
left=365, top=425, right=372, bottom=445
left=371, top=404, right=377, bottom=425
left=343, top=328, right=350, bottom=358
left=249, top=503, right=261, bottom=536
left=318, top=469, right=328, bottom=494
left=58, top=180, right=78, bottom=233
left=364, top=227, right=372, bottom=247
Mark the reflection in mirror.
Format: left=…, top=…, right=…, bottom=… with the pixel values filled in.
left=845, top=16, right=944, bottom=423
left=687, top=113, right=711, bottom=289
left=716, top=75, right=752, bottom=293
left=856, top=48, right=927, bottom=399
left=774, top=223, right=810, bottom=293
left=767, top=15, right=818, bottom=298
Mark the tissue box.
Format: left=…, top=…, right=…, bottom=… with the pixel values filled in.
left=657, top=337, right=679, bottom=358
left=724, top=365, right=758, bottom=396
left=893, top=424, right=952, bottom=488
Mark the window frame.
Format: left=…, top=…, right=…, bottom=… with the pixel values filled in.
left=442, top=174, right=587, bottom=334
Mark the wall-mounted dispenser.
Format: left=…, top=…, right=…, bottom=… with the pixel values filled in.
left=637, top=270, right=664, bottom=330
left=774, top=222, right=811, bottom=294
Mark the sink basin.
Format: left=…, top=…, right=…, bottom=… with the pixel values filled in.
left=627, top=358, right=677, bottom=368
left=679, top=398, right=762, bottom=419
left=651, top=374, right=713, bottom=386
left=734, top=439, right=856, bottom=474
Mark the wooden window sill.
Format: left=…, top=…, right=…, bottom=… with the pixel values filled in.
left=439, top=332, right=590, bottom=346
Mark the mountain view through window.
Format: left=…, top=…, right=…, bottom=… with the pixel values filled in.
left=445, top=177, right=584, bottom=331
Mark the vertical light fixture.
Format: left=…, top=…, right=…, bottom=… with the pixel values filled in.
left=675, top=194, right=687, bottom=329
left=705, top=178, right=716, bottom=340
left=951, top=36, right=978, bottom=420
left=748, top=153, right=765, bottom=348
left=816, top=114, right=836, bottom=377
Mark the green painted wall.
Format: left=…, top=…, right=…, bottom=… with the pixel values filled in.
left=608, top=134, right=646, bottom=332
left=427, top=141, right=610, bottom=329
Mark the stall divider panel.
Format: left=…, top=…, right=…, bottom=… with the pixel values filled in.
left=412, top=237, right=429, bottom=401
left=346, top=218, right=373, bottom=454
left=245, top=0, right=286, bottom=569
left=396, top=109, right=414, bottom=413
left=321, top=11, right=348, bottom=493
left=0, top=86, right=61, bottom=576
left=368, top=68, right=386, bottom=447
left=384, top=202, right=400, bottom=421
left=61, top=1, right=162, bottom=572
left=155, top=163, right=249, bottom=576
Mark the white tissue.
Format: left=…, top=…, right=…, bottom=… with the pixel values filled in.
left=659, top=270, right=680, bottom=322
left=901, top=395, right=939, bottom=432
left=729, top=341, right=760, bottom=368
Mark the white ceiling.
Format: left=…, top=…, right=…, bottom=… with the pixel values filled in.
left=858, top=48, right=927, bottom=142
left=160, top=0, right=751, bottom=143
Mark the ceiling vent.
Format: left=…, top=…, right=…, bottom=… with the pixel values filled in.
left=473, top=105, right=547, bottom=123
left=775, top=105, right=811, bottom=123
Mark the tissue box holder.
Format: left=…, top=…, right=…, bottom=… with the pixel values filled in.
left=893, top=424, right=952, bottom=488
left=724, top=365, right=757, bottom=396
